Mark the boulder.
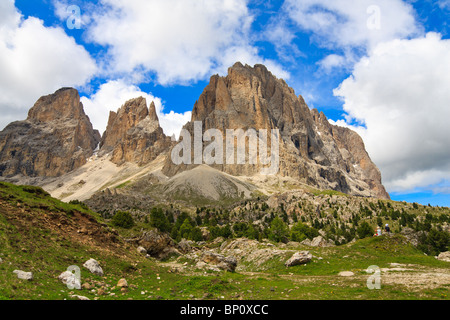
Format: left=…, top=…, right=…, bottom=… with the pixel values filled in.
left=401, top=227, right=425, bottom=247
left=285, top=251, right=312, bottom=267
left=83, top=259, right=104, bottom=276
left=58, top=271, right=81, bottom=289
left=177, top=239, right=193, bottom=254
left=339, top=271, right=355, bottom=277
left=70, top=295, right=90, bottom=301
left=200, top=227, right=211, bottom=241
left=300, top=239, right=312, bottom=246
left=201, top=251, right=237, bottom=272
left=13, top=270, right=33, bottom=281
left=137, top=246, right=147, bottom=255
left=437, top=251, right=450, bottom=262
left=310, top=236, right=326, bottom=247
left=138, top=230, right=180, bottom=260
left=117, top=279, right=128, bottom=288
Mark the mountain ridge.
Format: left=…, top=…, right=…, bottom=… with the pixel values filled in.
left=0, top=62, right=389, bottom=201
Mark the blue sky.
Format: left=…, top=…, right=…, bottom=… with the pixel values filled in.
left=1, top=0, right=450, bottom=206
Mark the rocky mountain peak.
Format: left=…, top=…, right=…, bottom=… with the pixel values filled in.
left=0, top=88, right=100, bottom=178
left=27, top=88, right=85, bottom=123
left=99, top=97, right=172, bottom=165
left=148, top=101, right=159, bottom=123
left=164, top=62, right=389, bottom=199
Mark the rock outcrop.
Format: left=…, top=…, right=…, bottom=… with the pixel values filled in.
left=100, top=98, right=172, bottom=165
left=201, top=251, right=238, bottom=272
left=437, top=252, right=450, bottom=262
left=285, top=251, right=313, bottom=267
left=162, top=63, right=389, bottom=199
left=0, top=88, right=101, bottom=177
left=83, top=258, right=104, bottom=276
left=138, top=229, right=180, bottom=260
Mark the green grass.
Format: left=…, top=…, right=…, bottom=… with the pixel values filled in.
left=0, top=181, right=448, bottom=300
left=0, top=181, right=101, bottom=221
left=115, top=181, right=131, bottom=189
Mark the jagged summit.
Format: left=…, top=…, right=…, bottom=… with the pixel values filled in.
left=99, top=96, right=172, bottom=165
left=0, top=63, right=389, bottom=200
left=163, top=62, right=389, bottom=199
left=0, top=88, right=101, bottom=177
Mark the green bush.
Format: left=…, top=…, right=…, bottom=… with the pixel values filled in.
left=21, top=185, right=50, bottom=197
left=190, top=227, right=204, bottom=242
left=418, top=229, right=450, bottom=256
left=111, top=211, right=134, bottom=229
left=357, top=222, right=374, bottom=239
left=268, top=217, right=289, bottom=243
left=69, top=200, right=90, bottom=211
left=149, top=207, right=171, bottom=233
left=290, top=222, right=319, bottom=242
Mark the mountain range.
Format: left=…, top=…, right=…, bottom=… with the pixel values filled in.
left=0, top=63, right=389, bottom=204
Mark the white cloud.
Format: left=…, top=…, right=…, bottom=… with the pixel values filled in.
left=0, top=0, right=97, bottom=130
left=282, top=0, right=421, bottom=50
left=85, top=0, right=288, bottom=84
left=333, top=33, right=450, bottom=193
left=212, top=45, right=290, bottom=80
left=438, top=0, right=450, bottom=10
left=81, top=80, right=191, bottom=138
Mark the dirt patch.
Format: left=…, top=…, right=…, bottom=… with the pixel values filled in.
left=0, top=198, right=130, bottom=257
left=380, top=268, right=450, bottom=290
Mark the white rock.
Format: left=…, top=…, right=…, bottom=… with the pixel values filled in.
left=196, top=261, right=207, bottom=269
left=339, top=271, right=355, bottom=277
left=70, top=295, right=90, bottom=301
left=137, top=246, right=147, bottom=255
left=58, top=271, right=81, bottom=289
left=437, top=251, right=450, bottom=262
left=285, top=251, right=312, bottom=267
left=117, top=278, right=128, bottom=288
left=83, top=259, right=104, bottom=276
left=13, top=270, right=33, bottom=281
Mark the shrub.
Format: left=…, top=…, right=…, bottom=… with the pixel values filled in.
left=21, top=185, right=50, bottom=197
left=290, top=222, right=319, bottom=242
left=179, top=219, right=193, bottom=240
left=233, top=222, right=249, bottom=238
left=190, top=227, right=204, bottom=242
left=421, top=229, right=450, bottom=256
left=111, top=211, right=134, bottom=229
left=150, top=207, right=171, bottom=233
left=268, top=217, right=289, bottom=243
left=69, top=200, right=90, bottom=211
left=357, top=222, right=374, bottom=239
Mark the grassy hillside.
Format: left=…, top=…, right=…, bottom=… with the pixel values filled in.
left=0, top=181, right=449, bottom=300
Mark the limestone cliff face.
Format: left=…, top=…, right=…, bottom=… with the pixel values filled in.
left=0, top=88, right=101, bottom=177
left=163, top=63, right=389, bottom=199
left=100, top=98, right=172, bottom=165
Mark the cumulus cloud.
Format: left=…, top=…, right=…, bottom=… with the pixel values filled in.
left=333, top=33, right=450, bottom=193
left=81, top=80, right=191, bottom=138
left=283, top=0, right=421, bottom=50
left=0, top=0, right=97, bottom=130
left=85, top=0, right=288, bottom=85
